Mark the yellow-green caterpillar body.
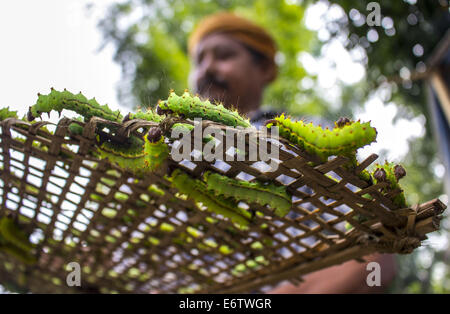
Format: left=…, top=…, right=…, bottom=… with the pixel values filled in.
left=345, top=162, right=407, bottom=230
left=0, top=107, right=18, bottom=121
left=122, top=108, right=164, bottom=123
left=0, top=216, right=34, bottom=253
left=0, top=243, right=37, bottom=265
left=171, top=123, right=216, bottom=144
left=157, top=91, right=251, bottom=128
left=171, top=122, right=194, bottom=134
left=372, top=162, right=407, bottom=208
left=98, top=128, right=169, bottom=176
left=28, top=88, right=122, bottom=122
left=170, top=169, right=251, bottom=226
left=267, top=115, right=377, bottom=162
left=203, top=172, right=292, bottom=217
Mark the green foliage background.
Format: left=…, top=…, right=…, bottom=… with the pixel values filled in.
left=97, top=0, right=449, bottom=293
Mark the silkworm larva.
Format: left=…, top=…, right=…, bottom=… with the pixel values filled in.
left=203, top=171, right=292, bottom=217
left=157, top=90, right=251, bottom=128
left=122, top=108, right=164, bottom=123
left=97, top=127, right=169, bottom=176
left=170, top=169, right=251, bottom=226
left=0, top=243, right=37, bottom=265
left=266, top=115, right=377, bottom=162
left=170, top=122, right=215, bottom=144
left=27, top=88, right=122, bottom=122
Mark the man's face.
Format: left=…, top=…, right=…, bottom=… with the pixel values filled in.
left=189, top=33, right=267, bottom=114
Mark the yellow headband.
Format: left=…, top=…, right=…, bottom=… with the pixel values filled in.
left=188, top=12, right=277, bottom=64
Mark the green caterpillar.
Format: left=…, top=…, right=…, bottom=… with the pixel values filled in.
left=0, top=216, right=37, bottom=265
left=0, top=107, right=18, bottom=120
left=266, top=115, right=377, bottom=162
left=345, top=162, right=407, bottom=230
left=157, top=90, right=251, bottom=128
left=27, top=88, right=122, bottom=122
left=97, top=127, right=169, bottom=176
left=170, top=169, right=252, bottom=226
left=203, top=172, right=292, bottom=217
left=0, top=243, right=37, bottom=265
left=66, top=108, right=169, bottom=175
left=68, top=117, right=85, bottom=135
left=122, top=108, right=164, bottom=123
left=0, top=276, right=29, bottom=294
left=171, top=122, right=216, bottom=145
left=372, top=162, right=407, bottom=208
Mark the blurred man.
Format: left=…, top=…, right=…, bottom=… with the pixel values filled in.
left=188, top=12, right=278, bottom=126
left=188, top=12, right=396, bottom=293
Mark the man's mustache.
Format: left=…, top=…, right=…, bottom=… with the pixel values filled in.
left=197, top=74, right=229, bottom=95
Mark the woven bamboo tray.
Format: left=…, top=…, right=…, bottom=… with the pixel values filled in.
left=0, top=116, right=446, bottom=293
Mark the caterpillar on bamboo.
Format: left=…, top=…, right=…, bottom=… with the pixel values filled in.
left=170, top=169, right=252, bottom=226
left=266, top=115, right=377, bottom=162
left=203, top=171, right=292, bottom=217
left=27, top=88, right=122, bottom=122
left=122, top=108, right=164, bottom=123
left=345, top=162, right=407, bottom=231
left=97, top=127, right=169, bottom=176
left=66, top=109, right=170, bottom=175
left=0, top=216, right=35, bottom=253
left=372, top=162, right=407, bottom=208
left=157, top=90, right=251, bottom=128
left=0, top=243, right=37, bottom=265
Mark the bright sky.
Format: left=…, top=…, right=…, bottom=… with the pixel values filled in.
left=0, top=0, right=124, bottom=115
left=0, top=0, right=437, bottom=164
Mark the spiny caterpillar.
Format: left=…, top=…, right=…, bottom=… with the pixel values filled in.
left=171, top=122, right=216, bottom=144
left=0, top=216, right=35, bottom=253
left=345, top=162, right=407, bottom=231
left=27, top=88, right=122, bottom=122
left=97, top=127, right=169, bottom=176
left=0, top=216, right=37, bottom=265
left=171, top=122, right=195, bottom=134
left=0, top=107, right=18, bottom=121
left=203, top=172, right=292, bottom=217
left=170, top=169, right=252, bottom=226
left=157, top=90, right=251, bottom=128
left=266, top=115, right=377, bottom=162
left=372, top=162, right=407, bottom=208
left=122, top=108, right=164, bottom=123
left=65, top=110, right=170, bottom=175
left=67, top=123, right=170, bottom=176
left=68, top=117, right=85, bottom=135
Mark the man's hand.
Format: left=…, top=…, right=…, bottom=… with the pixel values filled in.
left=268, top=254, right=397, bottom=294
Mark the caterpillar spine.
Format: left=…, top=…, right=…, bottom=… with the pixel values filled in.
left=157, top=90, right=251, bottom=128
left=28, top=88, right=122, bottom=122
left=170, top=169, right=251, bottom=226
left=203, top=172, right=292, bottom=217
